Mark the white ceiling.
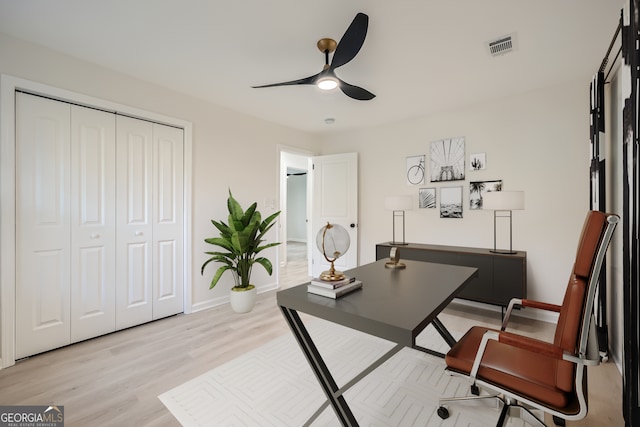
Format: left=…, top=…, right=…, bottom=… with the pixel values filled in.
left=0, top=1, right=622, bottom=134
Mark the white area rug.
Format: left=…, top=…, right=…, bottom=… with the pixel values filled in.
left=159, top=318, right=528, bottom=426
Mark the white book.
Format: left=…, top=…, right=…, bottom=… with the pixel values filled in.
left=307, top=280, right=363, bottom=299
left=310, top=276, right=355, bottom=289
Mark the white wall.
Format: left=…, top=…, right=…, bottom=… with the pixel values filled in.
left=0, top=33, right=322, bottom=313
left=320, top=81, right=591, bottom=308
left=286, top=175, right=307, bottom=242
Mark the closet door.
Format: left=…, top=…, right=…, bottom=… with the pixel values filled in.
left=152, top=124, right=184, bottom=319
left=15, top=93, right=71, bottom=359
left=70, top=106, right=116, bottom=342
left=116, top=116, right=153, bottom=329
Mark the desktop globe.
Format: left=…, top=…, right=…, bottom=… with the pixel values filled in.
left=316, top=222, right=350, bottom=281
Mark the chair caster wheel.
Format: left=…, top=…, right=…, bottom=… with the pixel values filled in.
left=552, top=415, right=566, bottom=426
left=437, top=406, right=449, bottom=419
left=471, top=384, right=480, bottom=396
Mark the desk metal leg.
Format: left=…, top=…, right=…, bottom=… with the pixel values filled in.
left=432, top=316, right=457, bottom=348
left=280, top=306, right=359, bottom=427
left=414, top=316, right=458, bottom=359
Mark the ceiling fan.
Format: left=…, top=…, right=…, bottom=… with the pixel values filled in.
left=252, top=12, right=375, bottom=101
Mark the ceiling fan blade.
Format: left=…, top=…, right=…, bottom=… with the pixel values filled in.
left=338, top=80, right=376, bottom=101
left=331, top=13, right=369, bottom=69
left=252, top=73, right=319, bottom=88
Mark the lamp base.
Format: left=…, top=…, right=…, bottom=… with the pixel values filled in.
left=490, top=250, right=518, bottom=255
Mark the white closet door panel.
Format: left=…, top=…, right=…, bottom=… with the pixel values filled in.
left=116, top=116, right=153, bottom=329
left=70, top=106, right=116, bottom=342
left=15, top=93, right=71, bottom=359
left=152, top=124, right=184, bottom=319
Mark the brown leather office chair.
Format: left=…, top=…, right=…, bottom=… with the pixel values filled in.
left=438, top=211, right=619, bottom=427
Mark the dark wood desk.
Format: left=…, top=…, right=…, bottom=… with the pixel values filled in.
left=277, top=259, right=478, bottom=427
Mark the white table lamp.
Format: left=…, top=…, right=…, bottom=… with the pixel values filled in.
left=384, top=195, right=412, bottom=245
left=483, top=191, right=524, bottom=254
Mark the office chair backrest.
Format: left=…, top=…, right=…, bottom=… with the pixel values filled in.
left=553, top=211, right=609, bottom=393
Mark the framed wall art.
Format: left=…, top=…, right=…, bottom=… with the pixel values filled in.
left=419, top=187, right=436, bottom=208
left=406, top=155, right=425, bottom=185
left=440, top=186, right=463, bottom=218
left=430, top=137, right=465, bottom=182
left=469, top=152, right=486, bottom=170
left=469, top=180, right=502, bottom=210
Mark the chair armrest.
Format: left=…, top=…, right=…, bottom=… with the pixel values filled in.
left=521, top=299, right=562, bottom=313
left=500, top=298, right=562, bottom=331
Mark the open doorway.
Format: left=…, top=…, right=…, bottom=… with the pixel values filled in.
left=279, top=149, right=313, bottom=288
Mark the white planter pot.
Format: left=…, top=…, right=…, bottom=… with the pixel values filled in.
left=229, top=286, right=257, bottom=313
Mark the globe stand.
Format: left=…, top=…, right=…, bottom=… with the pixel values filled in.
left=320, top=261, right=345, bottom=281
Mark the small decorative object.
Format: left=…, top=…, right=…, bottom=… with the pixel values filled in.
left=307, top=279, right=363, bottom=299
left=419, top=188, right=436, bottom=209
left=483, top=190, right=525, bottom=254
left=430, top=137, right=465, bottom=182
left=385, top=246, right=406, bottom=269
left=201, top=190, right=281, bottom=313
left=440, top=186, right=463, bottom=218
left=384, top=195, right=412, bottom=245
left=469, top=153, right=486, bottom=170
left=316, top=222, right=351, bottom=281
left=469, top=180, right=503, bottom=209
left=406, top=155, right=425, bottom=185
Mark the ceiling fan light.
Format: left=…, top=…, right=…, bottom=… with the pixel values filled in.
left=317, top=77, right=338, bottom=91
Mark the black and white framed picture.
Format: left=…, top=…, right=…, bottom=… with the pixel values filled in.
left=406, top=155, right=425, bottom=185
left=440, top=186, right=463, bottom=218
left=469, top=152, right=486, bottom=170
left=469, top=180, right=502, bottom=210
left=419, top=187, right=436, bottom=208
left=430, top=137, right=465, bottom=182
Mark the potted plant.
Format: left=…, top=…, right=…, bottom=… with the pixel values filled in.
left=201, top=190, right=281, bottom=313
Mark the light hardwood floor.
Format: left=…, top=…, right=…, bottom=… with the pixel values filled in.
left=0, top=246, right=624, bottom=426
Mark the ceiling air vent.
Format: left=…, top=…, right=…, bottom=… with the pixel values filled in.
left=487, top=33, right=517, bottom=57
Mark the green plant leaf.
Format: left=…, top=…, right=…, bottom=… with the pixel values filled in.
left=254, top=257, right=273, bottom=275
left=210, top=265, right=232, bottom=289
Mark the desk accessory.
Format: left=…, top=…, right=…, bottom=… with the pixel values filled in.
left=307, top=280, right=363, bottom=299
left=316, top=222, right=350, bottom=281
left=385, top=246, right=406, bottom=269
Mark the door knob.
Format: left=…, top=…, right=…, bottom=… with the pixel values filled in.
left=90, top=233, right=100, bottom=239
left=135, top=231, right=144, bottom=236
left=350, top=223, right=356, bottom=228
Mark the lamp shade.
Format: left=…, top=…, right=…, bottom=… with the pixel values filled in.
left=384, top=195, right=412, bottom=211
left=483, top=191, right=525, bottom=210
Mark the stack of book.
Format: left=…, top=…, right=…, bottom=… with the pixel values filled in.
left=307, top=275, right=363, bottom=299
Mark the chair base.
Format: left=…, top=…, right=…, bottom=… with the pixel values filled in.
left=438, top=391, right=561, bottom=427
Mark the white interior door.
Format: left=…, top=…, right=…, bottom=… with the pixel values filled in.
left=311, top=153, right=359, bottom=278
left=152, top=123, right=184, bottom=319
left=116, top=116, right=153, bottom=330
left=70, top=105, right=116, bottom=342
left=15, top=93, right=72, bottom=358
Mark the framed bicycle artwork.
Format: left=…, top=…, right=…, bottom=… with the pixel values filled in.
left=406, top=155, right=425, bottom=185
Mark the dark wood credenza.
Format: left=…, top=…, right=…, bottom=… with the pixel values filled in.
left=375, top=242, right=527, bottom=308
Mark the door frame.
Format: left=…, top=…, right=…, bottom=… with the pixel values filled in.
left=278, top=146, right=315, bottom=280
left=0, top=75, right=193, bottom=368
